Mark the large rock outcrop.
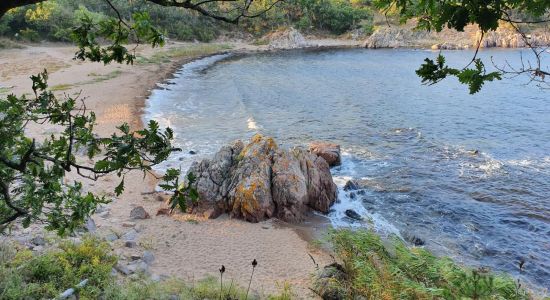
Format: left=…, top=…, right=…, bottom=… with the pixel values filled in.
left=187, top=135, right=338, bottom=222
left=266, top=27, right=309, bottom=50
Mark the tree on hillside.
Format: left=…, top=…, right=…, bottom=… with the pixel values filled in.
left=374, top=0, right=550, bottom=93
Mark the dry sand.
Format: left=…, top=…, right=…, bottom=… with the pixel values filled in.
left=0, top=41, right=336, bottom=298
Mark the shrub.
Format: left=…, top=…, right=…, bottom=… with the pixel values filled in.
left=322, top=229, right=532, bottom=299
left=0, top=237, right=116, bottom=299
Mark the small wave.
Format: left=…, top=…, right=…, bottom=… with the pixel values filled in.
left=247, top=117, right=261, bottom=130
left=328, top=156, right=402, bottom=236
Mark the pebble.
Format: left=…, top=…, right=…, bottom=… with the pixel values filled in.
left=130, top=206, right=150, bottom=220
left=115, top=263, right=131, bottom=275
left=105, top=233, right=118, bottom=242
left=122, top=222, right=136, bottom=228
left=84, top=218, right=97, bottom=233
left=143, top=251, right=155, bottom=265
left=122, top=229, right=138, bottom=241
left=125, top=241, right=137, bottom=248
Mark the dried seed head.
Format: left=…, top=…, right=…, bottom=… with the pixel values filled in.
left=219, top=265, right=225, bottom=274
left=252, top=259, right=257, bottom=267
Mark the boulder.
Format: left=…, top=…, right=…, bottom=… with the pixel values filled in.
left=187, top=134, right=338, bottom=223
left=309, top=142, right=341, bottom=167
left=265, top=27, right=309, bottom=50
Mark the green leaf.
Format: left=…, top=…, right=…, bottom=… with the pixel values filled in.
left=115, top=178, right=125, bottom=196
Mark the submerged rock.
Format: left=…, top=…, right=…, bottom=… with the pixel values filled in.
left=309, top=141, right=341, bottom=167
left=345, top=209, right=362, bottom=221
left=343, top=180, right=359, bottom=191
left=403, top=232, right=425, bottom=246
left=187, top=134, right=338, bottom=222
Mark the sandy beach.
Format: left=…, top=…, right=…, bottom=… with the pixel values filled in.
left=0, top=41, right=344, bottom=298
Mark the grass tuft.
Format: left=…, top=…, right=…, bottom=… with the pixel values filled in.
left=319, top=229, right=534, bottom=299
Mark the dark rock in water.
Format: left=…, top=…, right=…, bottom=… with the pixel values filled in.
left=189, top=150, right=197, bottom=155
left=349, top=192, right=356, bottom=199
left=356, top=189, right=366, bottom=195
left=313, top=263, right=347, bottom=300
left=345, top=209, right=362, bottom=221
left=187, top=134, right=337, bottom=223
left=343, top=180, right=359, bottom=191
left=403, top=232, right=425, bottom=246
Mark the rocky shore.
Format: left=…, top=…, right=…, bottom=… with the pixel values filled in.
left=363, top=24, right=550, bottom=49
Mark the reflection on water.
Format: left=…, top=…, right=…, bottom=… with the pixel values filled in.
left=145, top=49, right=550, bottom=290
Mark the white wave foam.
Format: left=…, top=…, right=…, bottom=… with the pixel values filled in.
left=247, top=117, right=261, bottom=130
left=328, top=155, right=402, bottom=237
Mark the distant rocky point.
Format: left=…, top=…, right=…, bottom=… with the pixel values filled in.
left=187, top=134, right=338, bottom=222
left=363, top=23, right=550, bottom=49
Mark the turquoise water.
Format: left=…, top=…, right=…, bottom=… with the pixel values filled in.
left=145, top=48, right=550, bottom=289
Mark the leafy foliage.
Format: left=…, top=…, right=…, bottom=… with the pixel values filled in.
left=0, top=71, right=193, bottom=233
left=325, top=229, right=531, bottom=299
left=416, top=54, right=501, bottom=94
left=0, top=237, right=116, bottom=299
left=374, top=0, right=550, bottom=92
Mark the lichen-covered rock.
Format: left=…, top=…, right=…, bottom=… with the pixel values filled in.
left=187, top=134, right=337, bottom=223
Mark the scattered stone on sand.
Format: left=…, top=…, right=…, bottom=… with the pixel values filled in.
left=122, top=221, right=136, bottom=228
left=130, top=206, right=150, bottom=220
left=105, top=233, right=118, bottom=242
left=309, top=141, right=341, bottom=166
left=125, top=240, right=137, bottom=248
left=115, top=263, right=131, bottom=275
left=84, top=218, right=97, bottom=232
left=122, top=229, right=138, bottom=241
left=187, top=134, right=337, bottom=223
left=143, top=251, right=155, bottom=265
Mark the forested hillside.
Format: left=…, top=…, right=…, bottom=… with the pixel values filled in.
left=0, top=0, right=373, bottom=42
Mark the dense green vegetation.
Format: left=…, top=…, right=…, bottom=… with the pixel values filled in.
left=317, top=229, right=534, bottom=299
left=0, top=237, right=293, bottom=299
left=0, top=0, right=374, bottom=43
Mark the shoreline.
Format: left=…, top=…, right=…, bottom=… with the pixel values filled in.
left=0, top=40, right=349, bottom=298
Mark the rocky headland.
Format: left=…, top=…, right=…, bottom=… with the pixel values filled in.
left=363, top=23, right=550, bottom=49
